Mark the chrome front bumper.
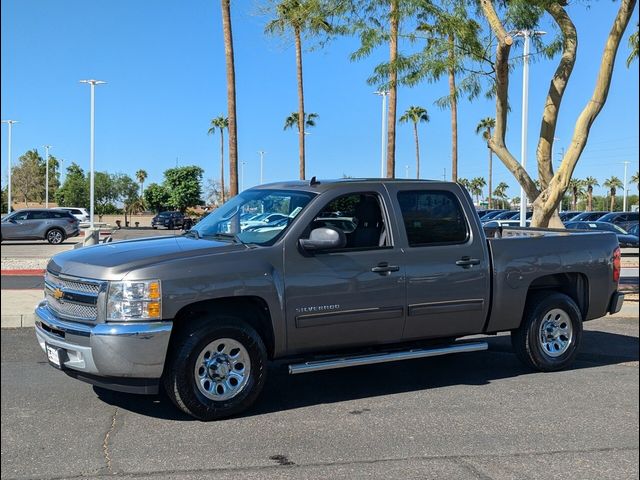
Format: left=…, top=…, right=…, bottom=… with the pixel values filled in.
left=34, top=300, right=172, bottom=383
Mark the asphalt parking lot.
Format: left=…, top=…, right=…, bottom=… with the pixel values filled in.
left=1, top=313, right=638, bottom=480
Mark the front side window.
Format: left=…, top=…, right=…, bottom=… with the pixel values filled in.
left=303, top=192, right=390, bottom=251
left=192, top=189, right=315, bottom=245
left=398, top=190, right=469, bottom=246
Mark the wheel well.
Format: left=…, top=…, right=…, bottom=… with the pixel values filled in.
left=527, top=273, right=589, bottom=319
left=172, top=296, right=275, bottom=358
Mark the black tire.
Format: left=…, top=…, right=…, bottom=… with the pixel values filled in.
left=511, top=292, right=583, bottom=372
left=152, top=226, right=157, bottom=230
left=46, top=228, right=65, bottom=245
left=168, top=221, right=174, bottom=230
left=163, top=316, right=268, bottom=421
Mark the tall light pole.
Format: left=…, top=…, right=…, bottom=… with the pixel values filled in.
left=258, top=151, right=265, bottom=184
left=240, top=161, right=246, bottom=191
left=1, top=120, right=18, bottom=214
left=622, top=161, right=630, bottom=211
left=405, top=165, right=409, bottom=178
left=43, top=145, right=52, bottom=208
left=80, top=79, right=106, bottom=228
left=374, top=90, right=388, bottom=177
left=513, top=30, right=545, bottom=226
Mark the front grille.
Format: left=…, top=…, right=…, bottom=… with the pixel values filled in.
left=44, top=272, right=104, bottom=322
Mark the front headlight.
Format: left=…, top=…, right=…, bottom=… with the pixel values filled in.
left=106, top=280, right=162, bottom=321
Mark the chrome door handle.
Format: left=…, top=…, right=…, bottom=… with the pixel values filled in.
left=371, top=263, right=400, bottom=275
left=456, top=257, right=480, bottom=268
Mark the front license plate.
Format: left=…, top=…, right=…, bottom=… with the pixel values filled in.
left=46, top=344, right=62, bottom=368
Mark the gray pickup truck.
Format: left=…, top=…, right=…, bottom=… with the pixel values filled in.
left=35, top=179, right=624, bottom=420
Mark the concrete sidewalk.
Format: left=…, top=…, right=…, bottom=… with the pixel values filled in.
left=1, top=288, right=637, bottom=329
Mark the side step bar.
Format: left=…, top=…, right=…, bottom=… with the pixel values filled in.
left=288, top=341, right=488, bottom=375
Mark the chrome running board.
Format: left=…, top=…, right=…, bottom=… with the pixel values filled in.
left=288, top=341, right=488, bottom=375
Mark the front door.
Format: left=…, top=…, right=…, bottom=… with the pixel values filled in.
left=283, top=187, right=406, bottom=354
left=386, top=184, right=491, bottom=340
left=2, top=211, right=31, bottom=239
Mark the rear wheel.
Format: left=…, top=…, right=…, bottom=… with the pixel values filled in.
left=46, top=228, right=65, bottom=245
left=163, top=316, right=267, bottom=421
left=511, top=292, right=583, bottom=372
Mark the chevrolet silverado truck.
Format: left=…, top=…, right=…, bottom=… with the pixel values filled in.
left=35, top=179, right=625, bottom=420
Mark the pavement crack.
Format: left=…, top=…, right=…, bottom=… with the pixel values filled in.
left=102, top=409, right=118, bottom=474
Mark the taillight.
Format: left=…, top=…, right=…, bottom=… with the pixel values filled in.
left=612, top=246, right=621, bottom=283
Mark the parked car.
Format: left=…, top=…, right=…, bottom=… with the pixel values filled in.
left=151, top=211, right=185, bottom=230
left=626, top=223, right=639, bottom=237
left=478, top=209, right=508, bottom=221
left=564, top=221, right=639, bottom=248
left=35, top=179, right=624, bottom=420
left=559, top=211, right=581, bottom=222
left=1, top=209, right=79, bottom=244
left=596, top=212, right=639, bottom=233
left=56, top=207, right=90, bottom=223
left=570, top=211, right=609, bottom=222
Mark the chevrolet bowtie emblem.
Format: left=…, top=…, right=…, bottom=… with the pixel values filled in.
left=53, top=288, right=64, bottom=300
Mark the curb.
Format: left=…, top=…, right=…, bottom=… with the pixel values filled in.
left=1, top=313, right=36, bottom=328
left=1, top=269, right=45, bottom=276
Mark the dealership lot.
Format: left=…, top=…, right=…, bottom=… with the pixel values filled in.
left=1, top=312, right=638, bottom=480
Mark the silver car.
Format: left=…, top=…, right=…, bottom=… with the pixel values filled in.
left=1, top=209, right=80, bottom=244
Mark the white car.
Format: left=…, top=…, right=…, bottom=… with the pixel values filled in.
left=56, top=207, right=90, bottom=223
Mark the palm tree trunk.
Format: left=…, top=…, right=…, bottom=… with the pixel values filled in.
left=448, top=33, right=458, bottom=183
left=220, top=128, right=226, bottom=204
left=587, top=187, right=593, bottom=211
left=488, top=146, right=493, bottom=208
left=610, top=190, right=615, bottom=211
left=413, top=122, right=420, bottom=179
left=386, top=0, right=399, bottom=178
left=220, top=0, right=238, bottom=197
left=294, top=27, right=306, bottom=180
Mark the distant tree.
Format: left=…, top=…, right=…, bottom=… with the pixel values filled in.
left=163, top=166, right=204, bottom=212
left=204, top=178, right=229, bottom=207
left=115, top=174, right=141, bottom=226
left=220, top=0, right=239, bottom=197
left=56, top=163, right=89, bottom=208
left=94, top=172, right=119, bottom=220
left=584, top=176, right=599, bottom=212
left=493, top=182, right=509, bottom=209
left=568, top=178, right=584, bottom=210
left=399, top=106, right=429, bottom=179
left=631, top=171, right=639, bottom=191
left=135, top=170, right=148, bottom=197
left=628, top=23, right=639, bottom=67
left=208, top=116, right=229, bottom=203
left=457, top=177, right=472, bottom=192
left=603, top=176, right=623, bottom=211
left=476, top=117, right=496, bottom=208
left=470, top=177, right=486, bottom=205
left=1, top=186, right=7, bottom=213
left=266, top=0, right=332, bottom=180
left=12, top=150, right=44, bottom=205
left=284, top=112, right=318, bottom=132
left=143, top=183, right=170, bottom=213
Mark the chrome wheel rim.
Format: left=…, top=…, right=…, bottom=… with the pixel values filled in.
left=538, top=308, right=573, bottom=358
left=48, top=230, right=63, bottom=244
left=194, top=338, right=251, bottom=401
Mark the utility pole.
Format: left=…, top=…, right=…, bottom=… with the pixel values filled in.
left=240, top=161, right=246, bottom=191
left=44, top=145, right=52, bottom=208
left=623, top=161, right=630, bottom=211
left=259, top=151, right=265, bottom=184
left=374, top=91, right=388, bottom=177
left=1, top=120, right=18, bottom=214
left=405, top=165, right=409, bottom=179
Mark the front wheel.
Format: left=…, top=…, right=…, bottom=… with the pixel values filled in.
left=511, top=292, right=583, bottom=372
left=163, top=317, right=268, bottom=421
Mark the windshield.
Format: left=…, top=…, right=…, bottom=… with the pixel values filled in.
left=191, top=189, right=316, bottom=245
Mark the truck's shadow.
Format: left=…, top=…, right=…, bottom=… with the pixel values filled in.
left=93, top=329, right=638, bottom=422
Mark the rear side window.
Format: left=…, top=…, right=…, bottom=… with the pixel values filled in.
left=28, top=211, right=52, bottom=220
left=51, top=211, right=71, bottom=219
left=397, top=190, right=469, bottom=246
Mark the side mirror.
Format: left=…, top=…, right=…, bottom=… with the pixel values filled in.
left=299, top=227, right=346, bottom=252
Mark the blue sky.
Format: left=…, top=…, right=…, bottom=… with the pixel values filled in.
left=1, top=0, right=638, bottom=201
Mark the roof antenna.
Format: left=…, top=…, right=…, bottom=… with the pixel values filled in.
left=309, top=176, right=320, bottom=186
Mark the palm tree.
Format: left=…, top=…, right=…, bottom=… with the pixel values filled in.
left=493, top=182, right=509, bottom=209
left=603, top=176, right=623, bottom=211
left=457, top=178, right=472, bottom=192
left=568, top=178, right=584, bottom=211
left=399, top=106, right=429, bottom=179
left=135, top=170, right=147, bottom=197
left=220, top=0, right=238, bottom=197
left=284, top=112, right=318, bottom=132
left=583, top=177, right=599, bottom=212
left=208, top=116, right=229, bottom=203
left=266, top=0, right=330, bottom=180
left=627, top=23, right=638, bottom=68
left=475, top=117, right=496, bottom=208
left=631, top=171, right=639, bottom=191
left=470, top=177, right=486, bottom=206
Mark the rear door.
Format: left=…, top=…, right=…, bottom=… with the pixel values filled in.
left=385, top=184, right=491, bottom=340
left=283, top=185, right=406, bottom=354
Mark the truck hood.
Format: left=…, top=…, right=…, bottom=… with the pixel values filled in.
left=47, top=236, right=247, bottom=280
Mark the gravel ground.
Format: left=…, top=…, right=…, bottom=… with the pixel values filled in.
left=0, top=258, right=49, bottom=270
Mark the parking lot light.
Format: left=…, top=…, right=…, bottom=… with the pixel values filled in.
left=43, top=145, right=52, bottom=208
left=1, top=119, right=18, bottom=214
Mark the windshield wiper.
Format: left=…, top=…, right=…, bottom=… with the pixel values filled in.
left=209, top=232, right=243, bottom=244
